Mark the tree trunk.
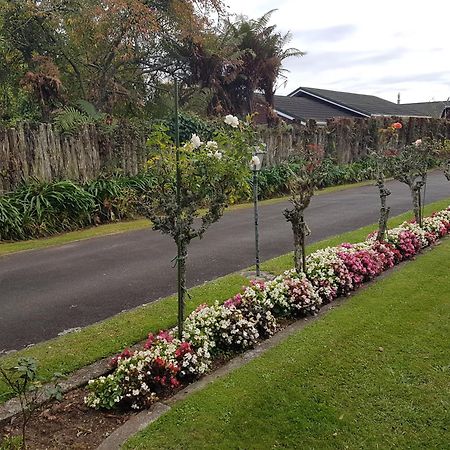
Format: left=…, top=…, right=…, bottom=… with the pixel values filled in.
left=376, top=178, right=391, bottom=241
left=177, top=240, right=188, bottom=340
left=284, top=209, right=306, bottom=273
left=411, top=185, right=422, bottom=226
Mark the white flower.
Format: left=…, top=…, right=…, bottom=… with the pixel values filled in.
left=414, top=139, right=422, bottom=146
left=191, top=134, right=202, bottom=149
left=214, top=151, right=223, bottom=160
left=224, top=114, right=239, bottom=128
left=206, top=141, right=218, bottom=149
left=251, top=155, right=261, bottom=168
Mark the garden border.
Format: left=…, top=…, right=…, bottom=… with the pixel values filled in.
left=0, top=244, right=433, bottom=435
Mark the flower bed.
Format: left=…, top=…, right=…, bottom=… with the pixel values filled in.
left=85, top=206, right=450, bottom=411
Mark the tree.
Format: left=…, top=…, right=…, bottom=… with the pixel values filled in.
left=0, top=0, right=223, bottom=119
left=373, top=122, right=401, bottom=241
left=390, top=135, right=434, bottom=227
left=175, top=10, right=304, bottom=117
left=228, top=10, right=304, bottom=115
left=283, top=143, right=324, bottom=273
left=139, top=111, right=254, bottom=337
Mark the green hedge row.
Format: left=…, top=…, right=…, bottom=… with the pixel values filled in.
left=0, top=158, right=376, bottom=242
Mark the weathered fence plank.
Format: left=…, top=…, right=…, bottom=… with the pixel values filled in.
left=0, top=117, right=449, bottom=192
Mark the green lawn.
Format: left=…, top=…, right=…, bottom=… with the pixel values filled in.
left=124, top=237, right=450, bottom=450
left=0, top=180, right=373, bottom=257
left=0, top=197, right=448, bottom=406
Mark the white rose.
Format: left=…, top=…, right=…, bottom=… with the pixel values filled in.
left=206, top=140, right=218, bottom=149
left=251, top=155, right=261, bottom=168
left=414, top=139, right=422, bottom=146
left=224, top=114, right=239, bottom=128
left=214, top=151, right=223, bottom=160
left=191, top=134, right=202, bottom=149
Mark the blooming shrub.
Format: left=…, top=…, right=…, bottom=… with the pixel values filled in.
left=368, top=239, right=400, bottom=269
left=385, top=227, right=422, bottom=259
left=183, top=302, right=260, bottom=356
left=271, top=270, right=321, bottom=316
left=86, top=205, right=450, bottom=411
left=337, top=243, right=383, bottom=288
left=305, top=247, right=353, bottom=301
left=225, top=282, right=278, bottom=338
left=85, top=332, right=207, bottom=410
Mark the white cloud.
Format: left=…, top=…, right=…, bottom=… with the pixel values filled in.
left=225, top=0, right=450, bottom=103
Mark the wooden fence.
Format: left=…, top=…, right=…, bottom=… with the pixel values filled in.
left=1, top=117, right=449, bottom=192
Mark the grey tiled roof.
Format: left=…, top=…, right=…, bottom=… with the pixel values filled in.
left=399, top=101, right=450, bottom=118
left=273, top=95, right=357, bottom=122
left=289, top=87, right=429, bottom=117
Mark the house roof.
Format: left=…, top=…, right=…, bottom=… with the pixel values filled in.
left=273, top=95, right=357, bottom=123
left=288, top=86, right=428, bottom=117
left=399, top=101, right=450, bottom=118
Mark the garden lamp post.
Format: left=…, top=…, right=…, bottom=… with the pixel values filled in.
left=251, top=148, right=265, bottom=277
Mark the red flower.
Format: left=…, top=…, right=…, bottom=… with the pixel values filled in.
left=154, top=357, right=165, bottom=367
left=392, top=122, right=402, bottom=129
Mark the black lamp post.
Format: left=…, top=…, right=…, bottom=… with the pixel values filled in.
left=251, top=148, right=266, bottom=277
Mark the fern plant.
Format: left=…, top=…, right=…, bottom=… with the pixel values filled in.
left=53, top=100, right=117, bottom=135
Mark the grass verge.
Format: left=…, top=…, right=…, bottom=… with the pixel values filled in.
left=0, top=180, right=373, bottom=257
left=124, top=237, right=450, bottom=450
left=0, top=196, right=448, bottom=405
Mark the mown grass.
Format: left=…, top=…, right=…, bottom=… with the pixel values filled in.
left=0, top=197, right=448, bottom=406
left=0, top=180, right=373, bottom=257
left=124, top=238, right=450, bottom=450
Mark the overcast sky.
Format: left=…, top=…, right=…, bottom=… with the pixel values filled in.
left=224, top=0, right=449, bottom=104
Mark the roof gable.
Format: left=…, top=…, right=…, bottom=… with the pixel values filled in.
left=289, top=87, right=429, bottom=117
left=273, top=95, right=361, bottom=123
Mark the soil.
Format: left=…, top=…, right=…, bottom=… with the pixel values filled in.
left=0, top=318, right=298, bottom=449
left=0, top=388, right=134, bottom=449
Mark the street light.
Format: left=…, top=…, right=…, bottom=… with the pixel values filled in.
left=250, top=146, right=266, bottom=277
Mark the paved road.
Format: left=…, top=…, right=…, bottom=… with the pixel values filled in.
left=1, top=172, right=449, bottom=352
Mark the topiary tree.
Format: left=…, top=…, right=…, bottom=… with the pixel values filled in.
left=139, top=114, right=254, bottom=338
left=283, top=144, right=324, bottom=274
left=390, top=135, right=434, bottom=227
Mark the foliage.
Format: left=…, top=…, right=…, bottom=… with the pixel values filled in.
left=84, top=174, right=136, bottom=223
left=0, top=0, right=223, bottom=121
left=0, top=357, right=62, bottom=449
left=256, top=157, right=376, bottom=200
left=14, top=180, right=95, bottom=237
left=140, top=115, right=255, bottom=336
left=0, top=172, right=158, bottom=241
left=390, top=136, right=436, bottom=226
left=176, top=10, right=303, bottom=117
left=161, top=111, right=216, bottom=144
left=435, top=138, right=450, bottom=181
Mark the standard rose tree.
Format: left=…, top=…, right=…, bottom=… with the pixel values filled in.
left=373, top=122, right=402, bottom=241
left=390, top=133, right=434, bottom=227
left=283, top=144, right=324, bottom=274
left=139, top=116, right=254, bottom=337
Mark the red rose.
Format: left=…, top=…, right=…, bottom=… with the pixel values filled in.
left=392, top=122, right=402, bottom=129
